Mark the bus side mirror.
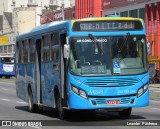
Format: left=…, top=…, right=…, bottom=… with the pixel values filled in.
left=147, top=42, right=151, bottom=55
left=64, top=44, right=70, bottom=58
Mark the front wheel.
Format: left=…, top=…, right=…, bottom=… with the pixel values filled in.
left=57, top=97, right=69, bottom=119
left=118, top=108, right=132, bottom=118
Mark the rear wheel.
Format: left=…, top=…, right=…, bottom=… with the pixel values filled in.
left=5, top=76, right=10, bottom=79
left=28, top=89, right=37, bottom=113
left=118, top=108, right=132, bottom=118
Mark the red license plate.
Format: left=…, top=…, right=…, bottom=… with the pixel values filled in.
left=107, top=100, right=120, bottom=105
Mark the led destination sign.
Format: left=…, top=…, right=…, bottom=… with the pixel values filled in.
left=73, top=20, right=143, bottom=31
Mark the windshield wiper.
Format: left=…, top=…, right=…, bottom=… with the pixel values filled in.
left=88, top=34, right=104, bottom=55
left=116, top=32, right=131, bottom=58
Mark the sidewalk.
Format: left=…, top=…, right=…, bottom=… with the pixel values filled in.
left=149, top=84, right=160, bottom=88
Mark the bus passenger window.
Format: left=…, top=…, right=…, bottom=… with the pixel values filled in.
left=18, top=42, right=22, bottom=63
left=51, top=33, right=59, bottom=61
left=23, top=40, right=29, bottom=63
left=43, top=35, right=50, bottom=61
left=29, top=39, right=36, bottom=63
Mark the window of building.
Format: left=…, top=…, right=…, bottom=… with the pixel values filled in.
left=50, top=0, right=55, bottom=4
left=43, top=34, right=51, bottom=61
left=0, top=46, right=3, bottom=53
left=129, top=9, right=138, bottom=18
left=4, top=46, right=7, bottom=53
left=28, top=0, right=37, bottom=4
left=8, top=45, right=12, bottom=53
left=120, top=11, right=128, bottom=17
left=139, top=8, right=145, bottom=22
left=51, top=33, right=59, bottom=61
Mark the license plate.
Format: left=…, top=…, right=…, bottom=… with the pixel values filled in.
left=107, top=100, right=120, bottom=105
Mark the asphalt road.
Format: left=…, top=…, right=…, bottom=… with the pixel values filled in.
left=0, top=78, right=159, bottom=129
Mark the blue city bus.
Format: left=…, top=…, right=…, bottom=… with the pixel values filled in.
left=16, top=17, right=149, bottom=119
left=0, top=56, right=16, bottom=78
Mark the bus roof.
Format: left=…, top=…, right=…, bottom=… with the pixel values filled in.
left=16, top=20, right=68, bottom=40
left=31, top=20, right=67, bottom=32
left=72, top=17, right=143, bottom=23
left=16, top=17, right=144, bottom=40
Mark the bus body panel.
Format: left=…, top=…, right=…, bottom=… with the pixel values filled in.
left=16, top=64, right=26, bottom=101
left=68, top=90, right=149, bottom=109
left=16, top=63, right=37, bottom=103
left=41, top=61, right=60, bottom=107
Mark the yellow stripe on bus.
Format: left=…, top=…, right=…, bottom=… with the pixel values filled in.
left=71, top=17, right=143, bottom=25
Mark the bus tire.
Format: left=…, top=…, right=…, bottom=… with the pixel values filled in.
left=57, top=95, right=69, bottom=119
left=5, top=76, right=10, bottom=79
left=118, top=108, right=132, bottom=118
left=28, top=89, right=37, bottom=113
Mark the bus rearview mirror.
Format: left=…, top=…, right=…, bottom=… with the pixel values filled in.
left=64, top=44, right=70, bottom=58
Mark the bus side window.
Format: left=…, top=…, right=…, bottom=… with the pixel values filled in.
left=29, top=39, right=36, bottom=63
left=51, top=33, right=59, bottom=61
left=16, top=42, right=19, bottom=63
left=22, top=40, right=29, bottom=63
left=43, top=34, right=50, bottom=62
left=17, top=41, right=22, bottom=63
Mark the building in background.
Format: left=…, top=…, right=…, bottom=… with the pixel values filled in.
left=102, top=0, right=160, bottom=69
left=40, top=6, right=75, bottom=24
left=75, top=0, right=102, bottom=19
left=75, top=0, right=160, bottom=70
left=145, top=2, right=160, bottom=69
left=40, top=0, right=75, bottom=24
left=0, top=0, right=52, bottom=57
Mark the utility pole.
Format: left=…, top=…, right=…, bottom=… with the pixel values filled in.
left=11, top=0, right=16, bottom=37
left=61, top=0, right=64, bottom=20
left=11, top=0, right=16, bottom=57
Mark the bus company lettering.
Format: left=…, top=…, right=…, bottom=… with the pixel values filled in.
left=89, top=89, right=103, bottom=95
left=77, top=39, right=108, bottom=43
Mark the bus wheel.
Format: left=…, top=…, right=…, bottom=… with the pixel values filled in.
left=5, top=76, right=10, bottom=79
left=118, top=108, right=132, bottom=118
left=57, top=97, right=69, bottom=119
left=28, top=89, right=37, bottom=113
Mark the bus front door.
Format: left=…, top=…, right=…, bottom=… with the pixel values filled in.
left=36, top=39, right=42, bottom=105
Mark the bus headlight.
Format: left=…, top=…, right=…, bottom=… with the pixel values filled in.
left=137, top=83, right=149, bottom=97
left=71, top=84, right=88, bottom=99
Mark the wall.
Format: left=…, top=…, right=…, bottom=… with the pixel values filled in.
left=102, top=0, right=150, bottom=10
left=145, top=2, right=160, bottom=69
left=16, top=8, right=36, bottom=34
left=75, top=0, right=102, bottom=19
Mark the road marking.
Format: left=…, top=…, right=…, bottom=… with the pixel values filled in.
left=16, top=101, right=27, bottom=105
left=1, top=88, right=8, bottom=91
left=151, top=108, right=160, bottom=110
left=1, top=99, right=10, bottom=102
left=150, top=100, right=160, bottom=103
left=154, top=91, right=160, bottom=92
left=31, top=126, right=42, bottom=129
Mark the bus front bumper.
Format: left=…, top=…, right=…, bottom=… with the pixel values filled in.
left=68, top=90, right=149, bottom=110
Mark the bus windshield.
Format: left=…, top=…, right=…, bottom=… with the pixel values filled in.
left=69, top=35, right=147, bottom=76
left=1, top=57, right=14, bottom=64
